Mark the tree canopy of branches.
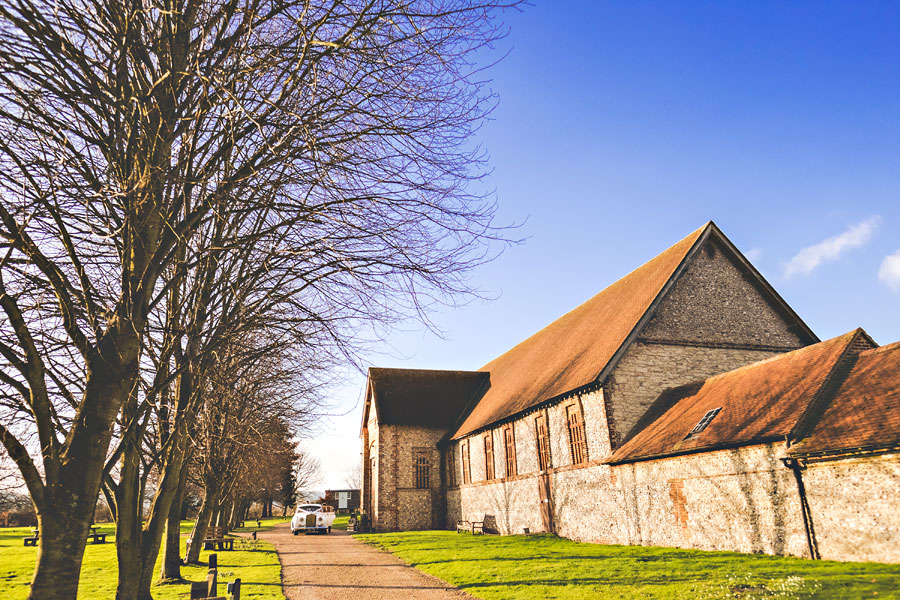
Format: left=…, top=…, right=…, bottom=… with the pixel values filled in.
left=0, top=1, right=517, bottom=598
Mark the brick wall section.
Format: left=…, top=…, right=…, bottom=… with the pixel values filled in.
left=365, top=422, right=447, bottom=532
left=802, top=453, right=900, bottom=563
left=605, top=343, right=782, bottom=447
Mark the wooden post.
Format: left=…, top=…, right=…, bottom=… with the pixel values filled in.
left=207, top=552, right=218, bottom=598
left=206, top=570, right=217, bottom=598
left=189, top=581, right=206, bottom=599
left=229, top=578, right=241, bottom=600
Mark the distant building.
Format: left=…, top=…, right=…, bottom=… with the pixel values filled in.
left=324, top=489, right=360, bottom=513
left=361, top=222, right=900, bottom=563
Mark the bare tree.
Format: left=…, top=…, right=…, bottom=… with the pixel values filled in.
left=344, top=464, right=362, bottom=490
left=0, top=1, right=518, bottom=598
left=184, top=343, right=310, bottom=563
left=295, top=451, right=323, bottom=496
left=277, top=448, right=322, bottom=515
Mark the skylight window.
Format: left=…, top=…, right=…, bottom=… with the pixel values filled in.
left=685, top=407, right=722, bottom=439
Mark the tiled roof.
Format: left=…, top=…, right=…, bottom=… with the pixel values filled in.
left=607, top=331, right=864, bottom=464
left=366, top=368, right=488, bottom=429
left=450, top=224, right=709, bottom=439
left=789, top=340, right=900, bottom=456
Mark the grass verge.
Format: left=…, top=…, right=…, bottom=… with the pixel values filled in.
left=356, top=531, right=900, bottom=600
left=0, top=522, right=285, bottom=599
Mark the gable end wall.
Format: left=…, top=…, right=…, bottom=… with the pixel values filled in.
left=606, top=237, right=808, bottom=446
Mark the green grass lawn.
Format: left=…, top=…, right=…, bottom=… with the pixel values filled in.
left=332, top=515, right=350, bottom=531
left=0, top=522, right=285, bottom=600
left=356, top=531, right=900, bottom=600
left=231, top=515, right=293, bottom=534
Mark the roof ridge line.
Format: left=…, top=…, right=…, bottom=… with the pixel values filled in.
left=788, top=328, right=874, bottom=447
left=593, top=223, right=715, bottom=387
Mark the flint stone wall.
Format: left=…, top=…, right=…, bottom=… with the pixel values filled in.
left=803, top=453, right=900, bottom=563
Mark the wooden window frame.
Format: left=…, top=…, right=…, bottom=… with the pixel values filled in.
left=461, top=439, right=471, bottom=484
left=483, top=432, right=495, bottom=481
left=503, top=424, right=517, bottom=477
left=566, top=403, right=588, bottom=465
left=414, top=449, right=431, bottom=489
left=535, top=413, right=551, bottom=471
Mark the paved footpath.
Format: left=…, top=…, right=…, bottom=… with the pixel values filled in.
left=259, top=523, right=475, bottom=600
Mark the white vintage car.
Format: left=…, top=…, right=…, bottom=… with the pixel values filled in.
left=291, top=504, right=336, bottom=535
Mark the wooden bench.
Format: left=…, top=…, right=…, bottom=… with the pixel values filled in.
left=23, top=528, right=38, bottom=546
left=186, top=526, right=234, bottom=555
left=88, top=525, right=107, bottom=544
left=202, top=526, right=234, bottom=551
left=455, top=520, right=484, bottom=535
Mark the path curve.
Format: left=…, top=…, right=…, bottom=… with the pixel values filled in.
left=259, top=523, right=474, bottom=600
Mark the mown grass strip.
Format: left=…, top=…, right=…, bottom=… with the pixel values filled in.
left=356, top=531, right=900, bottom=600
left=0, top=520, right=286, bottom=600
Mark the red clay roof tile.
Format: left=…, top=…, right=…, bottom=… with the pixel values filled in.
left=450, top=224, right=709, bottom=439
left=790, top=340, right=900, bottom=456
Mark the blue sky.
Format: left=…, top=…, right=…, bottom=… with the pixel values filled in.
left=310, top=1, right=900, bottom=490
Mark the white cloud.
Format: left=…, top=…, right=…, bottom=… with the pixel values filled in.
left=784, top=216, right=882, bottom=278
left=879, top=248, right=900, bottom=292
left=744, top=247, right=763, bottom=262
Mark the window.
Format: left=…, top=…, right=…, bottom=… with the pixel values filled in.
left=483, top=432, right=495, bottom=480
left=503, top=424, right=517, bottom=477
left=535, top=413, right=551, bottom=471
left=448, top=444, right=457, bottom=487
left=461, top=439, right=471, bottom=484
left=566, top=403, right=588, bottom=465
left=414, top=449, right=431, bottom=489
left=685, top=407, right=722, bottom=439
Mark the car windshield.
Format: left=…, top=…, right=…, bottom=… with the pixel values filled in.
left=298, top=505, right=320, bottom=512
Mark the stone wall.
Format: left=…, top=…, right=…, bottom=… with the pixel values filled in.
left=640, top=236, right=807, bottom=348
left=367, top=423, right=447, bottom=531
left=604, top=236, right=808, bottom=448
left=605, top=343, right=782, bottom=447
left=451, top=442, right=815, bottom=559
left=803, top=452, right=900, bottom=563
left=607, top=444, right=809, bottom=556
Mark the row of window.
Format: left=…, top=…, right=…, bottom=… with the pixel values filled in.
left=453, top=402, right=588, bottom=485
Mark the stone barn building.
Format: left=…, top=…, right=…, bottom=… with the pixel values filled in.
left=360, top=222, right=900, bottom=562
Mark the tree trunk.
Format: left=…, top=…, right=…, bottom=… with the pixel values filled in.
left=133, top=441, right=192, bottom=599
left=160, top=467, right=189, bottom=581
left=218, top=498, right=232, bottom=532
left=29, top=511, right=93, bottom=600
left=112, top=416, right=192, bottom=598
left=29, top=349, right=139, bottom=600
left=185, top=485, right=218, bottom=564
left=114, top=394, right=144, bottom=600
